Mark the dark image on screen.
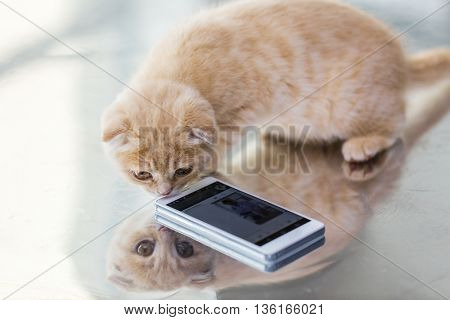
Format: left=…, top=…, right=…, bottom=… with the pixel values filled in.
left=214, top=192, right=283, bottom=225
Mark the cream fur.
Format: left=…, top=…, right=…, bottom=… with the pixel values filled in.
left=101, top=0, right=450, bottom=196
left=107, top=80, right=450, bottom=292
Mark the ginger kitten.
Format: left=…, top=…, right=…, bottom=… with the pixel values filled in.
left=107, top=79, right=450, bottom=292
left=102, top=0, right=450, bottom=196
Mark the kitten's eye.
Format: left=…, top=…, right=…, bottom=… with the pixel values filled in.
left=135, top=240, right=154, bottom=257
left=175, top=240, right=194, bottom=258
left=132, top=171, right=153, bottom=181
left=174, top=167, right=193, bottom=177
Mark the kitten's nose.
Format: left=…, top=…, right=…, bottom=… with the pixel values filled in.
left=157, top=183, right=173, bottom=196
left=158, top=226, right=171, bottom=232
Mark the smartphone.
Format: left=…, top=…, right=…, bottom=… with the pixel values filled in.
left=155, top=214, right=325, bottom=272
left=155, top=177, right=325, bottom=270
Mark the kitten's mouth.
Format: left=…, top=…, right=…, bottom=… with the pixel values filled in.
left=158, top=226, right=172, bottom=233
left=153, top=181, right=199, bottom=198
left=155, top=187, right=180, bottom=198
left=153, top=222, right=174, bottom=234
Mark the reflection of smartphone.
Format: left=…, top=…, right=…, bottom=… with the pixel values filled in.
left=155, top=177, right=325, bottom=271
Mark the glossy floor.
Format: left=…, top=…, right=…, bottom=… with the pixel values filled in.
left=0, top=0, right=449, bottom=299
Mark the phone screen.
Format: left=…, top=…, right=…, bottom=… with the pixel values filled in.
left=167, top=181, right=310, bottom=246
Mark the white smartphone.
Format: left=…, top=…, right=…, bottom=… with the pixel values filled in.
left=155, top=214, right=325, bottom=272
left=155, top=177, right=325, bottom=262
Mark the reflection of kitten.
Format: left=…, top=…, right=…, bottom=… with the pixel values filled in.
left=107, top=211, right=217, bottom=291
left=101, top=0, right=450, bottom=196
left=107, top=82, right=450, bottom=292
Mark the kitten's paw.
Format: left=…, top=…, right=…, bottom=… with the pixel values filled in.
left=342, top=139, right=401, bottom=181
left=342, top=155, right=386, bottom=181
left=342, top=136, right=394, bottom=162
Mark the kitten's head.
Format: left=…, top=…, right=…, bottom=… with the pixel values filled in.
left=102, top=81, right=217, bottom=196
left=107, top=217, right=217, bottom=291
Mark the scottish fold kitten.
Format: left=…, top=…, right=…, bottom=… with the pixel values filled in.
left=106, top=82, right=450, bottom=292
left=101, top=0, right=450, bottom=196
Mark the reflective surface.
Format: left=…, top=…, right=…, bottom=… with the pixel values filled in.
left=0, top=0, right=449, bottom=299
left=219, top=90, right=450, bottom=298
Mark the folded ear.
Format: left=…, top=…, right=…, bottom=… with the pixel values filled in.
left=101, top=108, right=130, bottom=142
left=190, top=269, right=215, bottom=284
left=108, top=273, right=134, bottom=289
left=107, top=263, right=135, bottom=289
left=101, top=103, right=138, bottom=155
left=187, top=127, right=215, bottom=145
left=181, top=101, right=217, bottom=145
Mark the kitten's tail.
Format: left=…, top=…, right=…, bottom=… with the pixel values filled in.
left=407, top=48, right=450, bottom=88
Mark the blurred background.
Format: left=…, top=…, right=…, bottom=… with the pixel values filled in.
left=0, top=0, right=449, bottom=299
